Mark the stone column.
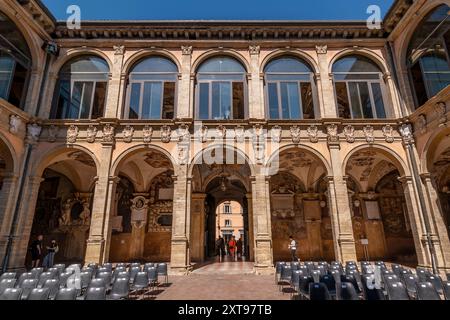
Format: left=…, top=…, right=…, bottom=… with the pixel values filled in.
left=105, top=45, right=125, bottom=118
left=177, top=46, right=193, bottom=119
left=246, top=192, right=254, bottom=262
left=327, top=141, right=357, bottom=262
left=7, top=175, right=44, bottom=270
left=421, top=173, right=450, bottom=273
left=384, top=72, right=403, bottom=118
left=190, top=193, right=206, bottom=262
left=0, top=174, right=19, bottom=261
left=84, top=141, right=115, bottom=264
left=316, top=45, right=338, bottom=118
left=170, top=165, right=192, bottom=274
left=248, top=45, right=264, bottom=119
left=398, top=176, right=429, bottom=267
left=251, top=173, right=274, bottom=274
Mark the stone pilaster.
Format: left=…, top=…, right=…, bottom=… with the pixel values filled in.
left=170, top=166, right=192, bottom=273
left=190, top=193, right=207, bottom=262
left=84, top=143, right=115, bottom=264
left=421, top=173, right=450, bottom=273
left=246, top=192, right=254, bottom=262
left=177, top=46, right=193, bottom=119
left=7, top=175, right=44, bottom=271
left=327, top=141, right=357, bottom=262
left=104, top=45, right=125, bottom=118
left=251, top=173, right=274, bottom=274
left=316, top=45, right=337, bottom=118
left=248, top=45, right=264, bottom=119
left=0, top=174, right=19, bottom=260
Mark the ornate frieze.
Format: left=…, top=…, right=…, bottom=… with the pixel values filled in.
left=343, top=125, right=355, bottom=143
left=290, top=126, right=301, bottom=143
left=67, top=125, right=79, bottom=144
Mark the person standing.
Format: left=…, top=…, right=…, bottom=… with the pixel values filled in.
left=30, top=235, right=43, bottom=268
left=236, top=238, right=243, bottom=260
left=42, top=239, right=59, bottom=268
left=288, top=236, right=298, bottom=262
left=215, top=236, right=225, bottom=260
left=228, top=236, right=237, bottom=261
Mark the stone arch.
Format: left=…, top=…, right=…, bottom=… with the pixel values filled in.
left=0, top=133, right=19, bottom=174
left=122, top=49, right=181, bottom=75
left=342, top=144, right=409, bottom=178
left=260, top=49, right=320, bottom=74
left=328, top=48, right=389, bottom=75
left=50, top=49, right=113, bottom=76
left=192, top=49, right=250, bottom=73
left=188, top=144, right=256, bottom=178
left=421, top=126, right=450, bottom=174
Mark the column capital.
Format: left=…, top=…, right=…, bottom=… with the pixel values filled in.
left=419, top=172, right=433, bottom=182
left=397, top=175, right=413, bottom=184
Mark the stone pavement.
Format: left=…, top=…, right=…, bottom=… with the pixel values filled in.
left=155, top=262, right=289, bottom=300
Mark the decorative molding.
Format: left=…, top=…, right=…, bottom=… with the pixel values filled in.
left=102, top=124, right=115, bottom=144
left=290, top=126, right=301, bottom=143
left=363, top=125, right=374, bottom=144
left=67, top=125, right=79, bottom=144
left=343, top=125, right=355, bottom=143
left=382, top=125, right=394, bottom=143
left=113, top=45, right=125, bottom=55
left=122, top=125, right=134, bottom=143
left=86, top=125, right=97, bottom=143
left=249, top=45, right=260, bottom=55
left=181, top=45, right=193, bottom=55
left=161, top=125, right=172, bottom=143
left=327, top=124, right=339, bottom=143
left=143, top=125, right=153, bottom=143
left=48, top=125, right=58, bottom=142
left=306, top=125, right=318, bottom=143
left=315, top=45, right=328, bottom=54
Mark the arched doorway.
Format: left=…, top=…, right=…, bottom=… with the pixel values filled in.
left=215, top=201, right=245, bottom=258
left=27, top=149, right=97, bottom=267
left=109, top=148, right=174, bottom=263
left=345, top=147, right=417, bottom=265
left=269, top=147, right=334, bottom=262
left=190, top=149, right=253, bottom=263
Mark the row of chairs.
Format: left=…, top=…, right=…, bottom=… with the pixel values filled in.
left=275, top=261, right=450, bottom=300
left=0, top=262, right=169, bottom=300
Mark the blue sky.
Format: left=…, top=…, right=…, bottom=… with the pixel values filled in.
left=41, top=0, right=395, bottom=21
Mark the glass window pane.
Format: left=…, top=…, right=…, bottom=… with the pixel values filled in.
left=348, top=82, right=362, bottom=118
left=79, top=82, right=94, bottom=119
left=335, top=82, right=351, bottom=118
left=128, top=83, right=141, bottom=119
left=162, top=82, right=175, bottom=119
left=132, top=57, right=178, bottom=73
left=332, top=56, right=381, bottom=73
left=265, top=57, right=312, bottom=73
left=212, top=82, right=231, bottom=120
left=358, top=82, right=373, bottom=118
left=0, top=56, right=14, bottom=99
left=268, top=83, right=279, bottom=119
left=280, top=82, right=301, bottom=119
left=371, top=83, right=386, bottom=118
left=266, top=74, right=311, bottom=81
left=142, top=82, right=162, bottom=119
left=54, top=80, right=70, bottom=119
left=198, top=57, right=245, bottom=73
left=301, top=82, right=315, bottom=119
left=232, top=82, right=244, bottom=119
left=333, top=73, right=380, bottom=81
left=91, top=82, right=107, bottom=118
left=198, top=83, right=209, bottom=119
left=69, top=82, right=83, bottom=118
left=62, top=56, right=109, bottom=74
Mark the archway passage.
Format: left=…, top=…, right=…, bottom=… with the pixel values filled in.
left=110, top=148, right=174, bottom=263
left=215, top=201, right=245, bottom=259
left=27, top=149, right=97, bottom=267
left=190, top=150, right=253, bottom=264
left=345, top=148, right=417, bottom=265
left=269, top=148, right=334, bottom=262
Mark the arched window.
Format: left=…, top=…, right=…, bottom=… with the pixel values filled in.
left=196, top=56, right=246, bottom=120
left=125, top=56, right=178, bottom=119
left=264, top=56, right=316, bottom=119
left=51, top=56, right=109, bottom=119
left=407, top=4, right=450, bottom=107
left=332, top=55, right=387, bottom=119
left=0, top=12, right=31, bottom=109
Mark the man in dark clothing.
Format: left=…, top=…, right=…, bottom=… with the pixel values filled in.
left=30, top=235, right=43, bottom=268
left=216, top=236, right=225, bottom=258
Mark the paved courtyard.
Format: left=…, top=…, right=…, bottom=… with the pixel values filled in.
left=155, top=262, right=288, bottom=300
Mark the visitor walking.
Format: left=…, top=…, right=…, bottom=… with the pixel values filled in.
left=30, top=234, right=43, bottom=268
left=288, top=235, right=298, bottom=262
left=216, top=236, right=225, bottom=261
left=228, top=236, right=237, bottom=261
left=236, top=238, right=243, bottom=260
left=42, top=239, right=59, bottom=268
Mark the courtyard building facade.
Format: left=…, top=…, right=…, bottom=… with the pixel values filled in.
left=1, top=0, right=450, bottom=276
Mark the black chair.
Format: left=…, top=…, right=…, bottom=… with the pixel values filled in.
left=129, top=266, right=141, bottom=284
left=89, top=278, right=107, bottom=289
left=130, top=263, right=141, bottom=270
left=290, top=261, right=300, bottom=270
left=47, top=267, right=60, bottom=278
left=0, top=272, right=16, bottom=282
left=115, top=271, right=130, bottom=283
left=443, top=281, right=450, bottom=300
left=383, top=275, right=400, bottom=289
left=38, top=272, right=55, bottom=288
left=112, top=268, right=127, bottom=282
left=80, top=272, right=92, bottom=292
left=108, top=278, right=129, bottom=300
left=16, top=272, right=33, bottom=288
left=309, top=282, right=331, bottom=300
left=58, top=272, right=73, bottom=288
left=84, top=287, right=106, bottom=300
left=27, top=288, right=50, bottom=300
left=311, top=270, right=321, bottom=283
left=43, top=279, right=59, bottom=300
left=290, top=270, right=303, bottom=294
left=361, top=274, right=385, bottom=300
left=298, top=276, right=313, bottom=300
left=0, top=279, right=16, bottom=295
left=319, top=274, right=336, bottom=297
left=30, top=267, right=44, bottom=279
left=316, top=265, right=327, bottom=276
left=96, top=267, right=109, bottom=277
left=116, top=263, right=128, bottom=269
left=403, top=274, right=419, bottom=299
left=131, top=272, right=149, bottom=299
left=279, top=264, right=292, bottom=290
left=391, top=264, right=404, bottom=278
left=0, top=288, right=23, bottom=300
left=340, top=274, right=361, bottom=294
left=386, top=281, right=410, bottom=300
left=147, top=267, right=158, bottom=290
left=362, top=264, right=374, bottom=275
left=143, top=263, right=155, bottom=273
left=157, top=263, right=168, bottom=284
left=275, top=262, right=286, bottom=284
left=96, top=272, right=112, bottom=287
left=102, top=263, right=113, bottom=272
left=336, top=282, right=359, bottom=300
left=426, top=275, right=443, bottom=294
left=53, top=264, right=66, bottom=276
left=55, top=288, right=77, bottom=300
left=20, top=278, right=38, bottom=300
left=416, top=282, right=440, bottom=300
left=416, top=267, right=432, bottom=282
